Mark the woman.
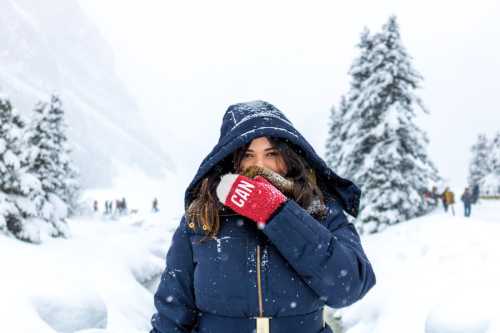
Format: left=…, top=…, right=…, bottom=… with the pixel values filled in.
left=151, top=101, right=376, bottom=333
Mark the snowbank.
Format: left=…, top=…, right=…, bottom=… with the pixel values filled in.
left=336, top=200, right=500, bottom=333
left=0, top=209, right=179, bottom=333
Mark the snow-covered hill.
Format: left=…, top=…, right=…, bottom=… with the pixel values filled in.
left=0, top=0, right=174, bottom=187
left=1, top=199, right=499, bottom=333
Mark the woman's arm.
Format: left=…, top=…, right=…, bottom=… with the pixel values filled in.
left=262, top=199, right=376, bottom=308
left=151, top=217, right=198, bottom=333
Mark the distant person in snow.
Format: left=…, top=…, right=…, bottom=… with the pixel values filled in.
left=472, top=184, right=480, bottom=204
left=442, top=187, right=455, bottom=216
left=150, top=100, right=376, bottom=333
left=93, top=200, right=98, bottom=212
left=461, top=187, right=473, bottom=217
left=121, top=197, right=128, bottom=215
left=441, top=188, right=449, bottom=212
left=152, top=198, right=159, bottom=213
left=115, top=199, right=121, bottom=214
left=431, top=186, right=439, bottom=207
left=423, top=188, right=437, bottom=209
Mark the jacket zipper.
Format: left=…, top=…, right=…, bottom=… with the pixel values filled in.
left=256, top=245, right=325, bottom=331
left=256, top=245, right=270, bottom=333
left=256, top=245, right=264, bottom=316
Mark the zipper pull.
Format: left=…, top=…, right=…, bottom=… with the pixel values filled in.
left=255, top=317, right=270, bottom=333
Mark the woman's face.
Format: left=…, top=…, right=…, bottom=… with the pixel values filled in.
left=239, top=137, right=288, bottom=176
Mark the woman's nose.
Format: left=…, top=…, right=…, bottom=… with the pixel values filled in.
left=254, top=157, right=265, bottom=168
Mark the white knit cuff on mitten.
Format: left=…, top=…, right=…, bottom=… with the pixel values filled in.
left=216, top=173, right=240, bottom=204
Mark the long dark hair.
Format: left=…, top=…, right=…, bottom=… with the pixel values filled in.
left=187, top=137, right=328, bottom=239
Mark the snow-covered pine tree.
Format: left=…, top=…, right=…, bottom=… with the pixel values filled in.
left=490, top=132, right=500, bottom=173
left=46, top=96, right=81, bottom=216
left=329, top=28, right=374, bottom=179
left=0, top=93, right=48, bottom=242
left=61, top=160, right=81, bottom=216
left=480, top=132, right=500, bottom=195
left=325, top=99, right=342, bottom=172
left=468, top=133, right=491, bottom=187
left=348, top=27, right=374, bottom=103
left=337, top=16, right=439, bottom=233
left=328, top=96, right=356, bottom=178
left=26, top=95, right=79, bottom=232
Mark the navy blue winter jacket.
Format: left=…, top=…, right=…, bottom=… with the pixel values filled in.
left=151, top=101, right=376, bottom=333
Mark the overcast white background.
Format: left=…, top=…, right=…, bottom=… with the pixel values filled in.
left=79, top=0, right=500, bottom=190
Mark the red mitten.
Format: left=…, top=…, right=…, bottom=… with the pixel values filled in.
left=216, top=174, right=287, bottom=227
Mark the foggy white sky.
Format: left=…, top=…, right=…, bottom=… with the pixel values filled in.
left=79, top=0, right=500, bottom=190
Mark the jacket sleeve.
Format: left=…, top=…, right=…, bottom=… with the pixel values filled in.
left=150, top=217, right=199, bottom=332
left=262, top=199, right=376, bottom=308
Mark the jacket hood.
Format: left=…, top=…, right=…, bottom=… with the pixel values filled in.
left=184, top=100, right=361, bottom=217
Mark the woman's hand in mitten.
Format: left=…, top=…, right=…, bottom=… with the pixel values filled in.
left=216, top=174, right=287, bottom=227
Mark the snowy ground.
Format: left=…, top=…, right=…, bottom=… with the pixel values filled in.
left=335, top=199, right=500, bottom=333
left=1, top=199, right=499, bottom=333
left=0, top=209, right=179, bottom=333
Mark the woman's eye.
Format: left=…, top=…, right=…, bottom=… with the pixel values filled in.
left=242, top=152, right=278, bottom=159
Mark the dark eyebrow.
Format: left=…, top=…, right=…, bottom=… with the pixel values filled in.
left=245, top=147, right=277, bottom=153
